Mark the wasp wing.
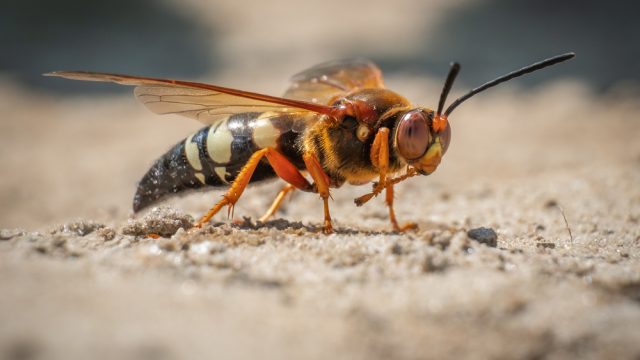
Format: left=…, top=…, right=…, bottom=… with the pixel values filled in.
left=44, top=71, right=334, bottom=126
left=284, top=58, right=385, bottom=105
left=133, top=85, right=317, bottom=126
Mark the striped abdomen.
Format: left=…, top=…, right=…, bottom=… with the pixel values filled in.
left=133, top=112, right=307, bottom=212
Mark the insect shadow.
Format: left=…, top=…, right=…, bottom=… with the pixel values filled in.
left=229, top=217, right=399, bottom=236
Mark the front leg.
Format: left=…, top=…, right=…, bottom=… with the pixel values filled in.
left=385, top=183, right=417, bottom=232
left=354, top=127, right=416, bottom=232
left=354, top=127, right=390, bottom=206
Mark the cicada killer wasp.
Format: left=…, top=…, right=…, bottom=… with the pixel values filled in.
left=46, top=53, right=574, bottom=234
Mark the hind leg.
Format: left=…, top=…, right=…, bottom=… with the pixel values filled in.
left=195, top=148, right=312, bottom=227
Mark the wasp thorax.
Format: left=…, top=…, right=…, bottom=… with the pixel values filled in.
left=396, top=110, right=431, bottom=160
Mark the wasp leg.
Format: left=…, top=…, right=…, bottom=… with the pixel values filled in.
left=385, top=183, right=417, bottom=232
left=355, top=127, right=390, bottom=206
left=357, top=167, right=419, bottom=205
left=354, top=127, right=416, bottom=232
left=303, top=153, right=333, bottom=234
left=195, top=148, right=313, bottom=227
left=258, top=184, right=296, bottom=222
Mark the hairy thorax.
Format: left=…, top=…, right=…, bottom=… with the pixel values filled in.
left=302, top=88, right=412, bottom=186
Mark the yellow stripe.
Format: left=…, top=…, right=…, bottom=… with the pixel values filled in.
left=206, top=118, right=233, bottom=164
left=214, top=167, right=229, bottom=184
left=184, top=134, right=203, bottom=171
left=195, top=173, right=206, bottom=184
left=252, top=112, right=281, bottom=148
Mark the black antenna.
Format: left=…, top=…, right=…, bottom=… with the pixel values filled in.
left=437, top=62, right=460, bottom=116
left=444, top=52, right=575, bottom=116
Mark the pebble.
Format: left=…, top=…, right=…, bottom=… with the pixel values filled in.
left=467, top=227, right=498, bottom=247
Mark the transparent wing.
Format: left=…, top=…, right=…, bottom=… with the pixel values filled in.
left=134, top=85, right=317, bottom=124
left=249, top=110, right=318, bottom=134
left=284, top=58, right=385, bottom=105
left=44, top=71, right=334, bottom=125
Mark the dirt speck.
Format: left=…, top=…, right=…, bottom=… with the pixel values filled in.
left=536, top=242, right=556, bottom=249
left=422, top=251, right=449, bottom=272
left=95, top=227, right=116, bottom=241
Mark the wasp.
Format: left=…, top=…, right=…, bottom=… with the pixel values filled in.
left=46, top=53, right=574, bottom=234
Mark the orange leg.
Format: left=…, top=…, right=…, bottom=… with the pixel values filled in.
left=355, top=127, right=390, bottom=206
left=356, top=167, right=418, bottom=206
left=385, top=183, right=417, bottom=232
left=355, top=127, right=417, bottom=232
left=258, top=184, right=296, bottom=222
left=370, top=127, right=390, bottom=193
left=195, top=148, right=312, bottom=227
left=303, top=153, right=333, bottom=234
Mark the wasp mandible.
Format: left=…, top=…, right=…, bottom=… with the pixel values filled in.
left=46, top=53, right=574, bottom=234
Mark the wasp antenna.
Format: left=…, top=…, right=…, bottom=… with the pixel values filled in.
left=437, top=62, right=461, bottom=116
left=444, top=52, right=575, bottom=116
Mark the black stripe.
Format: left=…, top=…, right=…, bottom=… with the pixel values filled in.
left=194, top=125, right=226, bottom=185
left=133, top=136, right=223, bottom=212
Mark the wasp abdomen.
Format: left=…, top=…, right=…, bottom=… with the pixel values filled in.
left=133, top=112, right=304, bottom=212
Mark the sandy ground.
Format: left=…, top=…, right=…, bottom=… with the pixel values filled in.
left=2, top=1, right=640, bottom=359
left=2, top=75, right=640, bottom=360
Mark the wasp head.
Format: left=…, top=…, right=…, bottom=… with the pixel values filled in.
left=395, top=52, right=575, bottom=175
left=393, top=109, right=451, bottom=175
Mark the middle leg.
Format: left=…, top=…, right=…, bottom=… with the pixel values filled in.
left=259, top=184, right=296, bottom=222
left=303, top=153, right=333, bottom=234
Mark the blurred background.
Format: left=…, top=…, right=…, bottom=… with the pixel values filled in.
left=1, top=0, right=639, bottom=228
left=2, top=0, right=639, bottom=92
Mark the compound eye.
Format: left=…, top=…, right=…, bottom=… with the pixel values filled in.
left=396, top=110, right=431, bottom=160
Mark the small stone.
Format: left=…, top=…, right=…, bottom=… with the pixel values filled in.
left=121, top=206, right=194, bottom=238
left=467, top=227, right=498, bottom=247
